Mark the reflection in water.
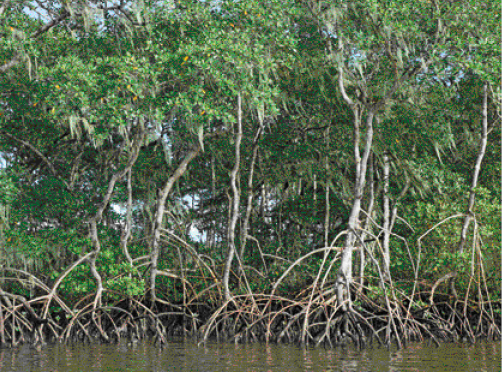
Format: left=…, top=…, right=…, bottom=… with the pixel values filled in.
left=0, top=339, right=500, bottom=372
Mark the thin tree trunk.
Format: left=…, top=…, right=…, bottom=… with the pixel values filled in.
left=207, top=153, right=216, bottom=251
left=0, top=291, right=4, bottom=344
left=324, top=184, right=330, bottom=247
left=240, top=126, right=262, bottom=258
left=120, top=168, right=134, bottom=265
left=324, top=127, right=330, bottom=247
left=336, top=105, right=374, bottom=312
left=88, top=129, right=144, bottom=307
left=359, top=154, right=376, bottom=288
left=313, top=174, right=317, bottom=202
left=0, top=2, right=8, bottom=17
left=260, top=184, right=266, bottom=221
left=222, top=93, right=243, bottom=301
left=149, top=147, right=200, bottom=302
left=328, top=11, right=423, bottom=313
left=383, top=152, right=391, bottom=280
left=458, top=82, right=489, bottom=253
left=389, top=170, right=410, bottom=231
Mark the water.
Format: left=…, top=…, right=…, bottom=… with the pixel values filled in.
left=0, top=339, right=500, bottom=372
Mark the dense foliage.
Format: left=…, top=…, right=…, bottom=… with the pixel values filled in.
left=0, top=0, right=499, bottom=345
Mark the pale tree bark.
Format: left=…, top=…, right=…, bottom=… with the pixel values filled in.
left=260, top=184, right=266, bottom=221
left=333, top=35, right=362, bottom=311
left=88, top=129, right=144, bottom=308
left=324, top=181, right=330, bottom=247
left=382, top=152, right=391, bottom=281
left=0, top=2, right=7, bottom=16
left=336, top=104, right=374, bottom=312
left=358, top=154, right=376, bottom=289
left=316, top=0, right=440, bottom=313
left=324, top=127, right=330, bottom=247
left=458, top=82, right=489, bottom=253
left=207, top=153, right=216, bottom=251
left=389, top=169, right=410, bottom=232
left=329, top=28, right=423, bottom=312
left=149, top=147, right=200, bottom=302
left=240, top=126, right=262, bottom=258
left=120, top=168, right=134, bottom=265
left=313, top=174, right=317, bottom=202
left=222, top=93, right=243, bottom=301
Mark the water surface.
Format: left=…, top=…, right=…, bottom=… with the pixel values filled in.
left=0, top=339, right=500, bottom=371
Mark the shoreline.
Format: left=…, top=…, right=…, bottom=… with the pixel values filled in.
left=1, top=289, right=499, bottom=349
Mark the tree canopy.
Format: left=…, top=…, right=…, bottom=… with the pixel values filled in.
left=0, top=0, right=500, bottom=346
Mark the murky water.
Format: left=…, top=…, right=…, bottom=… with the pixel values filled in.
left=0, top=339, right=500, bottom=372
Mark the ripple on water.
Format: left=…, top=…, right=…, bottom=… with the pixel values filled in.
left=0, top=339, right=500, bottom=372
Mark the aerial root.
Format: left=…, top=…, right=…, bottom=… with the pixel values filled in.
left=0, top=274, right=499, bottom=347
left=196, top=291, right=500, bottom=348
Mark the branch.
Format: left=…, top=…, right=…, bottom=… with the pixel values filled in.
left=458, top=82, right=489, bottom=253
left=0, top=130, right=75, bottom=194
left=91, top=130, right=145, bottom=223
left=371, top=65, right=422, bottom=111
left=0, top=0, right=9, bottom=16
left=0, top=9, right=70, bottom=73
left=30, top=10, right=69, bottom=39
left=0, top=56, right=22, bottom=73
left=332, top=29, right=355, bottom=107
left=149, top=145, right=201, bottom=301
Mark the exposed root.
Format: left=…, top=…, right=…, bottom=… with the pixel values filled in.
left=0, top=257, right=499, bottom=348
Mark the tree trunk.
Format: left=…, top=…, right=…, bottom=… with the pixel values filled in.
left=260, top=184, right=266, bottom=221
left=359, top=154, right=376, bottom=289
left=208, top=153, right=217, bottom=251
left=324, top=127, right=330, bottom=247
left=149, top=147, right=200, bottom=302
left=336, top=106, right=374, bottom=312
left=458, top=82, right=489, bottom=253
left=313, top=174, right=317, bottom=202
left=240, top=126, right=261, bottom=258
left=88, top=129, right=144, bottom=307
left=222, top=93, right=243, bottom=301
left=120, top=168, right=134, bottom=265
left=383, top=152, right=391, bottom=280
